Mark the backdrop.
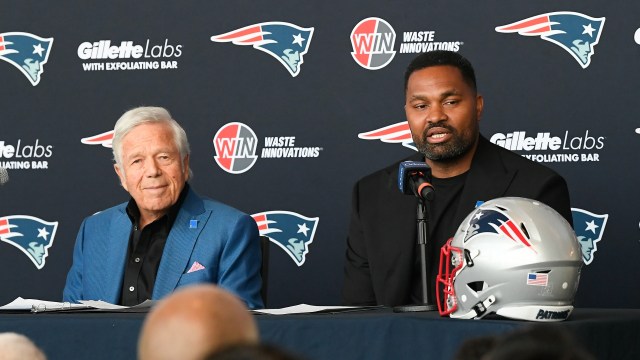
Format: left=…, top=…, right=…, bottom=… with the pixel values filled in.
left=0, top=1, right=637, bottom=309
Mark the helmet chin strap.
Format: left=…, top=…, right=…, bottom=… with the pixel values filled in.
left=452, top=295, right=496, bottom=319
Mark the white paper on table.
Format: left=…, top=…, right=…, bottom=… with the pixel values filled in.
left=79, top=299, right=155, bottom=310
left=252, top=304, right=362, bottom=315
left=79, top=300, right=128, bottom=310
left=0, top=297, right=90, bottom=311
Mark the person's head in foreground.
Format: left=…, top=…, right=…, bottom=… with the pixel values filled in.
left=483, top=325, right=595, bottom=360
left=0, top=332, right=46, bottom=360
left=205, top=343, right=305, bottom=360
left=138, top=284, right=259, bottom=360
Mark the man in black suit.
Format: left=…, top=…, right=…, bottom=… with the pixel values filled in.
left=342, top=51, right=572, bottom=307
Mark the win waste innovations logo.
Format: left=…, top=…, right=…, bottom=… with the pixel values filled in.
left=213, top=122, right=322, bottom=174
left=213, top=122, right=259, bottom=174
left=350, top=17, right=396, bottom=70
left=349, top=18, right=464, bottom=70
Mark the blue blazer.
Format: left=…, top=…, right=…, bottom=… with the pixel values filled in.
left=63, top=187, right=263, bottom=309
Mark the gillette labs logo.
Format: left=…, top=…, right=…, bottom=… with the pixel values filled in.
left=490, top=131, right=604, bottom=163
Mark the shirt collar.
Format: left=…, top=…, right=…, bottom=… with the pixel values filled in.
left=125, top=183, right=190, bottom=228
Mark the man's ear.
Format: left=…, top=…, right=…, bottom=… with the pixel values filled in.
left=183, top=154, right=190, bottom=180
left=114, top=164, right=128, bottom=191
left=476, top=94, right=484, bottom=122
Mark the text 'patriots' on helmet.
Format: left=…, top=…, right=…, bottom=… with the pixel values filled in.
left=436, top=197, right=582, bottom=322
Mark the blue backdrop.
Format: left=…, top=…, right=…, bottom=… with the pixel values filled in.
left=0, top=1, right=637, bottom=309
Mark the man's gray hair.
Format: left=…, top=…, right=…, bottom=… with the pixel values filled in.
left=112, top=106, right=192, bottom=178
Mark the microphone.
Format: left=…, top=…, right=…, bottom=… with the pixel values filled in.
left=398, top=161, right=434, bottom=202
left=394, top=161, right=438, bottom=313
left=0, top=166, right=8, bottom=185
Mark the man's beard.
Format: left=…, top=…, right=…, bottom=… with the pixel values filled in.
left=413, top=122, right=478, bottom=162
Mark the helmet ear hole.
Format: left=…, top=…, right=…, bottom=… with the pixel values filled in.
left=466, top=281, right=487, bottom=295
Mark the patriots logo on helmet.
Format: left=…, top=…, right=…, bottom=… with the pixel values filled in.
left=252, top=211, right=319, bottom=266
left=81, top=130, right=114, bottom=148
left=0, top=215, right=58, bottom=269
left=211, top=22, right=314, bottom=77
left=0, top=32, right=53, bottom=86
left=496, top=11, right=605, bottom=69
left=571, top=208, right=608, bottom=265
left=463, top=208, right=535, bottom=252
left=358, top=122, right=417, bottom=151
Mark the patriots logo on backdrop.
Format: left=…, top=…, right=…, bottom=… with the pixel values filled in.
left=252, top=211, right=319, bottom=266
left=0, top=32, right=53, bottom=86
left=358, top=122, right=417, bottom=151
left=463, top=207, right=535, bottom=252
left=571, top=208, right=608, bottom=265
left=495, top=12, right=605, bottom=69
left=211, top=22, right=314, bottom=77
left=81, top=130, right=114, bottom=148
left=0, top=215, right=58, bottom=269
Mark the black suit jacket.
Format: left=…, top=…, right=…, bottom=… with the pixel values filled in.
left=342, top=135, right=572, bottom=307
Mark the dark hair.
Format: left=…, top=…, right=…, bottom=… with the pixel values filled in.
left=404, top=50, right=477, bottom=92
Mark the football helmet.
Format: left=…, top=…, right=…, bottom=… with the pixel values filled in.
left=436, top=197, right=582, bottom=321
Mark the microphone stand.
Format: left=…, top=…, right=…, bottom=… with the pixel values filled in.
left=393, top=198, right=437, bottom=312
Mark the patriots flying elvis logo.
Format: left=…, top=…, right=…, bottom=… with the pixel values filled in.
left=495, top=11, right=605, bottom=69
left=211, top=22, right=313, bottom=77
left=571, top=208, right=608, bottom=265
left=0, top=215, right=58, bottom=269
left=358, top=122, right=417, bottom=151
left=463, top=207, right=535, bottom=252
left=0, top=32, right=53, bottom=86
left=252, top=211, right=319, bottom=266
left=81, top=130, right=114, bottom=148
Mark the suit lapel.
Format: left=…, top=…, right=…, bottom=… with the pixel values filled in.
left=453, top=136, right=517, bottom=227
left=152, top=187, right=208, bottom=299
left=104, top=208, right=131, bottom=303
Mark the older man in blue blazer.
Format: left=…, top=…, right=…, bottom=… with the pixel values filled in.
left=63, top=106, right=263, bottom=309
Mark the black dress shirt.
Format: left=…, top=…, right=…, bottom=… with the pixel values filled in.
left=119, top=184, right=189, bottom=306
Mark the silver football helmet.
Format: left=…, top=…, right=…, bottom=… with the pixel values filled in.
left=436, top=197, right=582, bottom=321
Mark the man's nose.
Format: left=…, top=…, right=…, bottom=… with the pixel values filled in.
left=144, top=159, right=162, bottom=176
left=425, top=104, right=447, bottom=123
